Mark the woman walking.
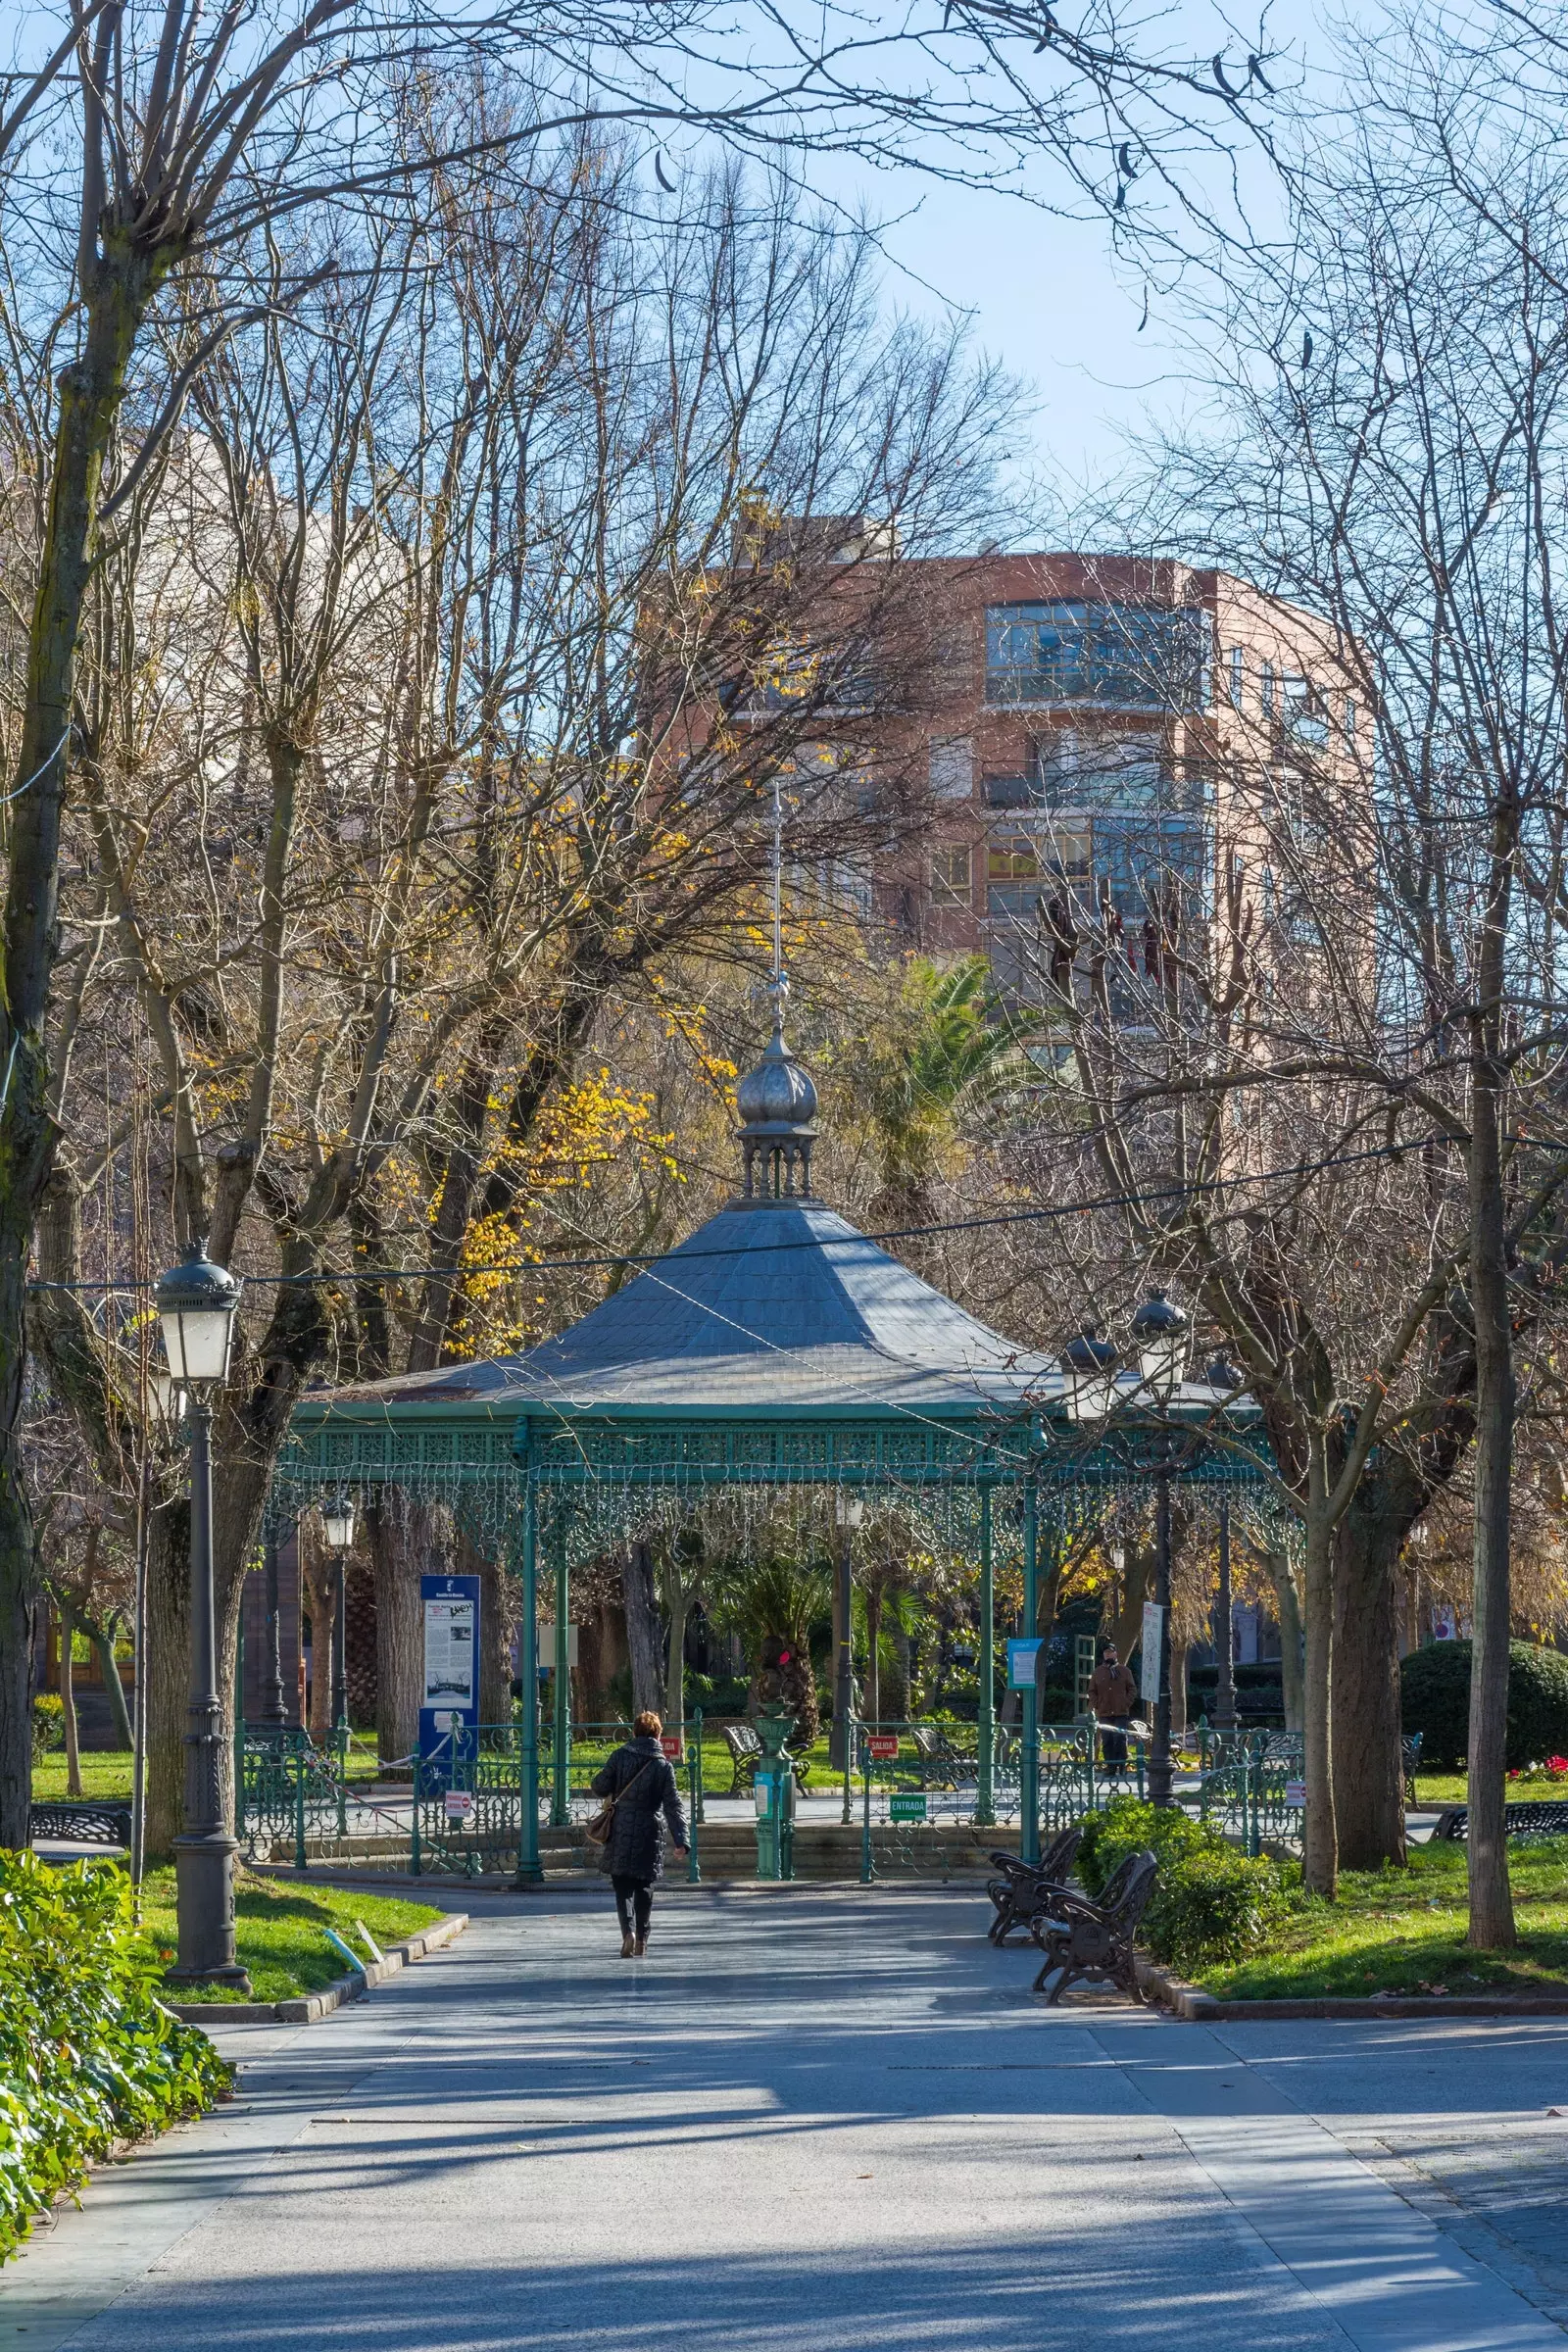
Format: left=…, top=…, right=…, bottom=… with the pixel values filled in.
left=591, top=1710, right=688, bottom=1956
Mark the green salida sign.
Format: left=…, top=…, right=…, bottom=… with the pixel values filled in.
left=889, top=1792, right=927, bottom=1822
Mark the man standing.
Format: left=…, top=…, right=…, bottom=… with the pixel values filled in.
left=1088, top=1643, right=1139, bottom=1771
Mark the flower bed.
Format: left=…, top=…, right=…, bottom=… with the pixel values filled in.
left=0, top=1853, right=228, bottom=2264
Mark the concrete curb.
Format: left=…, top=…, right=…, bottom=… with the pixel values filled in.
left=1132, top=1952, right=1568, bottom=2021
left=166, top=1911, right=468, bottom=2028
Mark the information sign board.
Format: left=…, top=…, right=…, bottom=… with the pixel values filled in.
left=661, top=1736, right=682, bottom=1759
left=889, top=1792, right=927, bottom=1822
left=866, top=1734, right=901, bottom=1759
left=1006, top=1639, right=1043, bottom=1690
left=418, top=1574, right=481, bottom=1760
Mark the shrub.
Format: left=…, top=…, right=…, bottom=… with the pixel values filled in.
left=1399, top=1640, right=1568, bottom=1771
left=0, top=1852, right=229, bottom=2264
left=30, top=1692, right=64, bottom=1760
left=1075, top=1794, right=1290, bottom=1976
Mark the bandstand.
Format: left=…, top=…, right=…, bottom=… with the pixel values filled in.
left=276, top=988, right=1271, bottom=1882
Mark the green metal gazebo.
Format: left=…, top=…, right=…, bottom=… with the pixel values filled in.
left=278, top=987, right=1266, bottom=1881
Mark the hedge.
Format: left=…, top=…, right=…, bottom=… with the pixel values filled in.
left=1399, top=1640, right=1568, bottom=1772
left=1076, top=1795, right=1291, bottom=1976
left=0, top=1852, right=229, bottom=2264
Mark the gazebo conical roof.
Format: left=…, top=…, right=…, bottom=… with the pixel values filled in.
left=283, top=998, right=1260, bottom=1517
left=304, top=1198, right=1054, bottom=1426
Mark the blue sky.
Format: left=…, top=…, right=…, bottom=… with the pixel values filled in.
left=854, top=0, right=1334, bottom=511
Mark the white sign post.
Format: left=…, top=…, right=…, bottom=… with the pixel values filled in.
left=1140, top=1602, right=1165, bottom=1709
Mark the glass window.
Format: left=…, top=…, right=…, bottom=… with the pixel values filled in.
left=929, top=738, right=973, bottom=800
left=1260, top=661, right=1276, bottom=717
left=984, top=601, right=1206, bottom=709
left=931, top=845, right=972, bottom=906
left=1228, top=646, right=1246, bottom=709
left=987, top=836, right=1040, bottom=882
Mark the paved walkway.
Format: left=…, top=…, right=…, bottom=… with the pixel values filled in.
left=6, top=1886, right=1568, bottom=2351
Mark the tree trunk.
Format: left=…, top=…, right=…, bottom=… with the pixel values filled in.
left=464, top=1527, right=514, bottom=1725
left=344, top=1554, right=377, bottom=1730
left=59, top=1605, right=82, bottom=1798
left=368, top=1493, right=442, bottom=1765
left=664, top=1583, right=689, bottom=1742
left=866, top=1584, right=883, bottom=1724
left=623, top=1541, right=663, bottom=1718
left=1468, top=1030, right=1517, bottom=1946
left=1213, top=1509, right=1236, bottom=1729
left=1261, top=1548, right=1305, bottom=1734
left=89, top=1621, right=134, bottom=1749
left=143, top=1497, right=191, bottom=1861
left=1331, top=1505, right=1406, bottom=1871
left=1301, top=1462, right=1338, bottom=1897
left=0, top=262, right=162, bottom=1849
left=1113, top=1541, right=1152, bottom=1670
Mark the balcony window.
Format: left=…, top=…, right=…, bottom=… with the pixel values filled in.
left=987, top=836, right=1041, bottom=882
left=985, top=601, right=1206, bottom=710
left=1227, top=646, right=1246, bottom=710
left=931, top=845, right=973, bottom=906
left=930, top=738, right=973, bottom=800
left=982, top=772, right=1037, bottom=809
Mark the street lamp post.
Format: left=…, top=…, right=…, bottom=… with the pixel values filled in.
left=159, top=1240, right=249, bottom=1991
left=320, top=1493, right=356, bottom=1738
left=1207, top=1357, right=1242, bottom=1735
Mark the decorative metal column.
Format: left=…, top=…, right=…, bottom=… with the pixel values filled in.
left=551, top=1523, right=570, bottom=1828
left=513, top=1483, right=543, bottom=1886
left=261, top=1532, right=287, bottom=1725
left=829, top=1498, right=861, bottom=1772
left=975, top=1485, right=996, bottom=1828
left=1020, top=1481, right=1040, bottom=1866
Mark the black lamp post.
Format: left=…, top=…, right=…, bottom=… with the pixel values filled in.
left=1130, top=1292, right=1190, bottom=1807
left=320, top=1492, right=356, bottom=1738
left=159, top=1239, right=249, bottom=1990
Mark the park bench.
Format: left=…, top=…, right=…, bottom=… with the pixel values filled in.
left=1029, top=1846, right=1158, bottom=2005
left=28, top=1798, right=132, bottom=1848
left=1432, top=1798, right=1568, bottom=1841
left=909, top=1724, right=969, bottom=1788
left=722, top=1723, right=811, bottom=1795
left=984, top=1824, right=1084, bottom=1945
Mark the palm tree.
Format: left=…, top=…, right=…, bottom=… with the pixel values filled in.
left=866, top=956, right=1034, bottom=1229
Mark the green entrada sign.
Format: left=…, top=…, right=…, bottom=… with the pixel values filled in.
left=889, top=1793, right=927, bottom=1822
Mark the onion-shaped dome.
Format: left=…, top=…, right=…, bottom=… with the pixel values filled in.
left=736, top=1025, right=819, bottom=1130
left=735, top=980, right=819, bottom=1202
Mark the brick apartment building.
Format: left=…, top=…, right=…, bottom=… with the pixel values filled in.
left=836, top=550, right=1359, bottom=996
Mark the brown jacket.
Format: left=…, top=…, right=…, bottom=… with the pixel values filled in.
left=1088, top=1661, right=1138, bottom=1718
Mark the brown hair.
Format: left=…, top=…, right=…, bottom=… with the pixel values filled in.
left=633, top=1709, right=662, bottom=1739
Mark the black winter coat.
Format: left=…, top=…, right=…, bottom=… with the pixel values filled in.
left=591, top=1736, right=687, bottom=1880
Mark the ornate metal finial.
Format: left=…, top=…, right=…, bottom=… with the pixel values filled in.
left=734, top=776, right=818, bottom=1202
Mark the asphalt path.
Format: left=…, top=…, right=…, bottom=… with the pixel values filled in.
left=6, top=1885, right=1568, bottom=2352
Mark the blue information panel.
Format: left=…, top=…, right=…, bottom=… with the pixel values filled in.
left=418, top=1573, right=481, bottom=1761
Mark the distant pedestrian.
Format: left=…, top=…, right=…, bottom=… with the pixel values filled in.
left=590, top=1710, right=688, bottom=1957
left=1088, top=1644, right=1139, bottom=1769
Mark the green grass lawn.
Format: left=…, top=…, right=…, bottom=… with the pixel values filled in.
left=33, top=1738, right=389, bottom=1805
left=1413, top=1771, right=1568, bottom=1806
left=1199, top=1837, right=1568, bottom=2000
left=136, top=1865, right=444, bottom=2005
